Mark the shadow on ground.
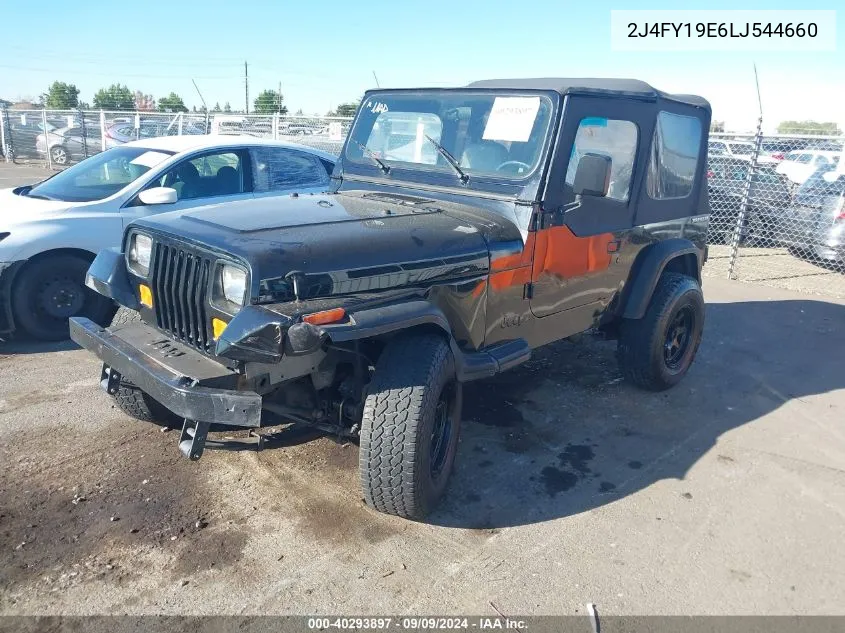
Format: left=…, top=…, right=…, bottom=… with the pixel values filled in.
left=430, top=298, right=845, bottom=528
left=0, top=337, right=78, bottom=355
left=2, top=298, right=843, bottom=540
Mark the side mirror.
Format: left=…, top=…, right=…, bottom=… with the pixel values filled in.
left=138, top=186, right=178, bottom=205
left=573, top=153, right=612, bottom=197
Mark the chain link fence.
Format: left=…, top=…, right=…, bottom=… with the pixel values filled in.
left=704, top=131, right=845, bottom=298
left=1, top=107, right=843, bottom=298
left=0, top=108, right=351, bottom=167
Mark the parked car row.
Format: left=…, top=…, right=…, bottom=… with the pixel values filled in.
left=707, top=155, right=845, bottom=264
left=33, top=118, right=209, bottom=165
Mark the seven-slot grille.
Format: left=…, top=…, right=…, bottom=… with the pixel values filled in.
left=151, top=242, right=214, bottom=352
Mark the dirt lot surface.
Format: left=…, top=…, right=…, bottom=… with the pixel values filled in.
left=1, top=278, right=843, bottom=615
left=1, top=165, right=844, bottom=616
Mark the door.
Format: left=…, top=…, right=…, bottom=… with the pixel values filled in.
left=530, top=96, right=648, bottom=318
left=248, top=146, right=332, bottom=198
left=61, top=127, right=85, bottom=159
left=121, top=148, right=253, bottom=225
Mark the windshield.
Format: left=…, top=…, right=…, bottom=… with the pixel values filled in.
left=28, top=146, right=175, bottom=203
left=345, top=91, right=554, bottom=183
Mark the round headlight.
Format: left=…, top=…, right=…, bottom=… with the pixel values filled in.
left=128, top=233, right=152, bottom=276
left=221, top=265, right=247, bottom=305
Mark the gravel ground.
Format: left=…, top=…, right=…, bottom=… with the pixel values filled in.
left=1, top=279, right=844, bottom=616
left=1, top=164, right=844, bottom=616
left=704, top=245, right=845, bottom=299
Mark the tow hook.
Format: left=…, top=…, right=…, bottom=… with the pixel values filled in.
left=178, top=419, right=266, bottom=460
left=100, top=364, right=122, bottom=395
left=179, top=419, right=210, bottom=460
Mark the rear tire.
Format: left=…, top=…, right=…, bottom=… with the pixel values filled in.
left=11, top=254, right=115, bottom=341
left=106, top=307, right=181, bottom=427
left=50, top=145, right=69, bottom=165
left=618, top=272, right=704, bottom=391
left=359, top=332, right=462, bottom=520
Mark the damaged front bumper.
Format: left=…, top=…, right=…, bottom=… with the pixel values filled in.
left=69, top=316, right=263, bottom=431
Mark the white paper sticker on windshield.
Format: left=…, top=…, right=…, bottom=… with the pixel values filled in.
left=482, top=97, right=540, bottom=143
left=130, top=151, right=171, bottom=169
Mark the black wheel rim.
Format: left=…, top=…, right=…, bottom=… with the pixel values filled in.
left=664, top=305, right=695, bottom=370
left=37, top=276, right=85, bottom=319
left=430, top=384, right=455, bottom=478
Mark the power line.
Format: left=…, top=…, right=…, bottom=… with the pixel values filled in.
left=0, top=63, right=239, bottom=80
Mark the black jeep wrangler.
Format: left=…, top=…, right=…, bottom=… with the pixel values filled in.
left=71, top=79, right=711, bottom=519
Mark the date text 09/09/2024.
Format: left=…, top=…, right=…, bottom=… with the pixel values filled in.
left=627, top=22, right=818, bottom=39
left=306, top=618, right=527, bottom=630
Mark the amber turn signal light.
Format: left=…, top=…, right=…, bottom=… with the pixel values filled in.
left=212, top=317, right=228, bottom=340
left=302, top=307, right=346, bottom=326
left=138, top=284, right=153, bottom=308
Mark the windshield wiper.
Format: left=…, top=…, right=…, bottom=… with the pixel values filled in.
left=353, top=140, right=390, bottom=175
left=424, top=135, right=469, bottom=184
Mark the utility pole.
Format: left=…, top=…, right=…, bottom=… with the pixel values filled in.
left=278, top=80, right=282, bottom=114
left=244, top=61, right=249, bottom=114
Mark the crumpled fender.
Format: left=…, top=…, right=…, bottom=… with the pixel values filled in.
left=217, top=298, right=529, bottom=382
left=85, top=247, right=139, bottom=311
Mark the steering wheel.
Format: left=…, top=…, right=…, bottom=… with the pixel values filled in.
left=496, top=160, right=531, bottom=174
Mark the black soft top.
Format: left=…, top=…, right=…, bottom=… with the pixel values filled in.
left=466, top=78, right=710, bottom=111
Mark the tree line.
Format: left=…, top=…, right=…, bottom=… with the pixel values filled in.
left=33, top=80, right=360, bottom=117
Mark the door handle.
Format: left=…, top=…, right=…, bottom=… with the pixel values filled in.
left=607, top=239, right=622, bottom=253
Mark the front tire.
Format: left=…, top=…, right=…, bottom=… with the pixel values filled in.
left=359, top=333, right=462, bottom=520
left=618, top=272, right=704, bottom=391
left=11, top=254, right=115, bottom=341
left=106, top=307, right=181, bottom=427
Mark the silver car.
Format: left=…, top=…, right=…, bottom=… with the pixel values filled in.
left=779, top=166, right=845, bottom=263
left=36, top=125, right=102, bottom=165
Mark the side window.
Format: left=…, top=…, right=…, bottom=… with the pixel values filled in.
left=796, top=154, right=812, bottom=164
left=565, top=118, right=638, bottom=202
left=646, top=111, right=702, bottom=200
left=250, top=148, right=330, bottom=192
left=157, top=150, right=244, bottom=200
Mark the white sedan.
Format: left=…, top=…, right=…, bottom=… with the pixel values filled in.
left=0, top=136, right=336, bottom=340
left=776, top=150, right=841, bottom=185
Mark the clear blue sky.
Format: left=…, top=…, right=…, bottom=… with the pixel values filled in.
left=1, top=0, right=842, bottom=131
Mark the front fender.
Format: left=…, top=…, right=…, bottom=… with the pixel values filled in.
left=322, top=300, right=451, bottom=342
left=217, top=298, right=528, bottom=383
left=216, top=299, right=451, bottom=364
left=85, top=248, right=139, bottom=311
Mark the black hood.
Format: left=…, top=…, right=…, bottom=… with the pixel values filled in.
left=130, top=190, right=512, bottom=303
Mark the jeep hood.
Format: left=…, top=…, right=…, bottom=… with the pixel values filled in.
left=130, top=191, right=509, bottom=302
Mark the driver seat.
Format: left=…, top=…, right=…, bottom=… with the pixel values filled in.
left=460, top=140, right=508, bottom=172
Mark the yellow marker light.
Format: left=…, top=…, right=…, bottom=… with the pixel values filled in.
left=138, top=284, right=153, bottom=308
left=212, top=317, right=228, bottom=340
